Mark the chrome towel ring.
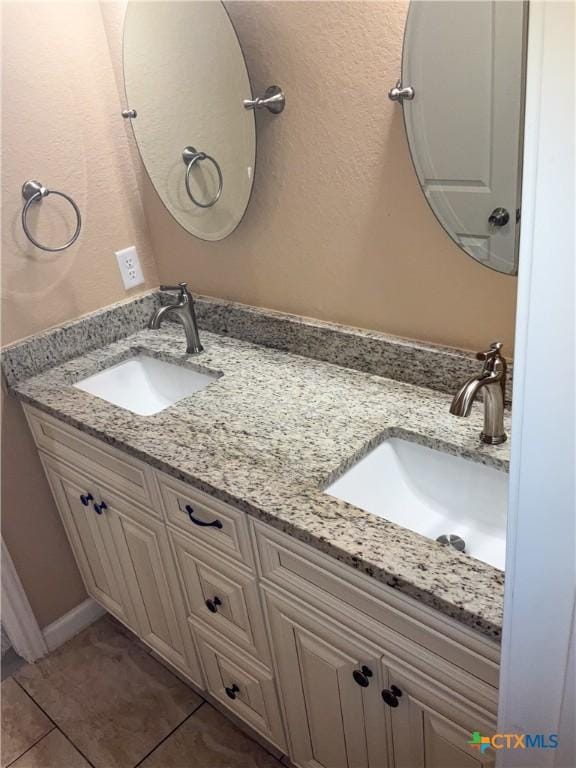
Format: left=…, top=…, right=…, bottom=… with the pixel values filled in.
left=182, top=147, right=223, bottom=209
left=21, top=180, right=82, bottom=252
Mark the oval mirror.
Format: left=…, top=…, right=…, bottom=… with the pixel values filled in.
left=398, top=1, right=528, bottom=275
left=123, top=1, right=256, bottom=241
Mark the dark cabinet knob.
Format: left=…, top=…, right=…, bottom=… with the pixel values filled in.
left=80, top=493, right=94, bottom=506
left=225, top=683, right=239, bottom=700
left=381, top=685, right=403, bottom=707
left=353, top=665, right=373, bottom=687
left=488, top=207, right=510, bottom=227
left=185, top=504, right=223, bottom=529
left=93, top=501, right=108, bottom=515
left=205, top=596, right=222, bottom=613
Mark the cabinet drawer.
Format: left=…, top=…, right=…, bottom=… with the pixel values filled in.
left=253, top=521, right=500, bottom=689
left=157, top=472, right=254, bottom=568
left=193, top=623, right=286, bottom=751
left=25, top=405, right=160, bottom=515
left=169, top=529, right=270, bottom=663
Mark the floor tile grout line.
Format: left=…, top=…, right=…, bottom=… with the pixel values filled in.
left=132, top=700, right=206, bottom=768
left=108, top=634, right=288, bottom=768
left=10, top=667, right=285, bottom=768
left=100, top=628, right=286, bottom=765
left=9, top=620, right=206, bottom=768
left=47, top=722, right=98, bottom=768
left=11, top=677, right=97, bottom=768
left=104, top=617, right=209, bottom=705
left=4, top=724, right=56, bottom=768
left=146, top=653, right=206, bottom=697
left=8, top=618, right=284, bottom=768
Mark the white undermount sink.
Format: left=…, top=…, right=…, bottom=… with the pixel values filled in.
left=325, top=438, right=508, bottom=569
left=74, top=354, right=217, bottom=416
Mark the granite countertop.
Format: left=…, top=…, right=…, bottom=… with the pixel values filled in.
left=10, top=320, right=509, bottom=640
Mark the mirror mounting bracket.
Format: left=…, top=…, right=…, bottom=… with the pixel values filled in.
left=388, top=81, right=415, bottom=102
left=243, top=85, right=285, bottom=114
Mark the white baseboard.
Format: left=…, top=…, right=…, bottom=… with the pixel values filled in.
left=43, top=598, right=106, bottom=652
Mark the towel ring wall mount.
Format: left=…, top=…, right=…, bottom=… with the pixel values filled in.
left=21, top=180, right=82, bottom=252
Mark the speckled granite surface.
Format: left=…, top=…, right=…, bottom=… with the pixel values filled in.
left=7, top=318, right=509, bottom=640
left=4, top=289, right=513, bottom=404
left=2, top=291, right=160, bottom=387
left=188, top=294, right=514, bottom=405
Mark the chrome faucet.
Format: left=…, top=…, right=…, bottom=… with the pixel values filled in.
left=148, top=283, right=203, bottom=354
left=450, top=342, right=507, bottom=445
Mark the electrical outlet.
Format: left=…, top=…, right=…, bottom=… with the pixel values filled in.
left=115, top=246, right=144, bottom=290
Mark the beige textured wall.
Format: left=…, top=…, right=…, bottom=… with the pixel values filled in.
left=140, top=0, right=517, bottom=353
left=1, top=2, right=158, bottom=627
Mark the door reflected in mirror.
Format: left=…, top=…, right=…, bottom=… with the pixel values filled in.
left=398, top=1, right=528, bottom=275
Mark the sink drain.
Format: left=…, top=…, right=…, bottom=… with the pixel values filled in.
left=436, top=534, right=466, bottom=553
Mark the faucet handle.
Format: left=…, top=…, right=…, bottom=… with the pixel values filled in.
left=160, top=282, right=190, bottom=300
left=477, top=341, right=502, bottom=359
left=477, top=342, right=506, bottom=373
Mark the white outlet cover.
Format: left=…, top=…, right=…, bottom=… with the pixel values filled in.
left=115, top=245, right=144, bottom=290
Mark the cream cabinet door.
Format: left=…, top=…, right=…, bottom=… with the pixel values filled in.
left=264, top=588, right=392, bottom=768
left=95, top=489, right=205, bottom=687
left=40, top=454, right=137, bottom=629
left=385, top=666, right=496, bottom=768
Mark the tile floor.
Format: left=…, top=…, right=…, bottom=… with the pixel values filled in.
left=1, top=616, right=284, bottom=768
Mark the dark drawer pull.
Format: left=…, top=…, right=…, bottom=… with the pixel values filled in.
left=80, top=493, right=94, bottom=506
left=185, top=504, right=223, bottom=529
left=93, top=501, right=108, bottom=515
left=225, top=684, right=239, bottom=700
left=205, top=597, right=222, bottom=613
left=353, top=665, right=373, bottom=688
left=382, top=685, right=403, bottom=708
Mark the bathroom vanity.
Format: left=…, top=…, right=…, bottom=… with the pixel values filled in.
left=3, top=291, right=509, bottom=768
